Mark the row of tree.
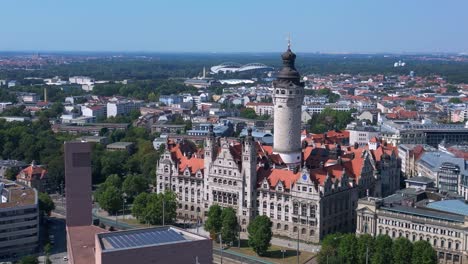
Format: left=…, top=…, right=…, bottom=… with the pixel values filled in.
left=318, top=233, right=437, bottom=264
left=131, top=191, right=177, bottom=225
left=204, top=205, right=273, bottom=256
left=95, top=174, right=148, bottom=214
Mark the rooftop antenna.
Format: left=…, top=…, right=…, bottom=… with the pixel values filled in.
left=287, top=33, right=291, bottom=50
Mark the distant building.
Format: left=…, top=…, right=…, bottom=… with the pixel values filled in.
left=81, top=105, right=106, bottom=119
left=151, top=123, right=186, bottom=134
left=0, top=179, right=39, bottom=261
left=357, top=189, right=468, bottom=264
left=404, top=176, right=435, bottom=190
left=7, top=80, right=17, bottom=88
left=69, top=76, right=94, bottom=85
left=0, top=160, right=28, bottom=178
left=106, top=100, right=143, bottom=118
left=0, top=116, right=31, bottom=122
left=245, top=102, right=274, bottom=116
left=159, top=95, right=183, bottom=106
left=76, top=136, right=109, bottom=145
left=17, top=92, right=39, bottom=103
left=52, top=123, right=129, bottom=135
left=381, top=120, right=468, bottom=147
left=347, top=123, right=380, bottom=146
left=16, top=161, right=49, bottom=193
left=106, top=142, right=135, bottom=153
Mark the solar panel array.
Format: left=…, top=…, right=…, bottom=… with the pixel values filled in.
left=103, top=228, right=187, bottom=249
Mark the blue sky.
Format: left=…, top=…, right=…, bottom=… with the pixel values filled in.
left=2, top=0, right=467, bottom=53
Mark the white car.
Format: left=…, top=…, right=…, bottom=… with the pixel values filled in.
left=63, top=256, right=68, bottom=261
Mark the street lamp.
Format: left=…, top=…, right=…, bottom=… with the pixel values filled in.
left=122, top=193, right=127, bottom=221
left=215, top=232, right=223, bottom=264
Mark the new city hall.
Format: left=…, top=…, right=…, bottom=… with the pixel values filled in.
left=156, top=45, right=400, bottom=243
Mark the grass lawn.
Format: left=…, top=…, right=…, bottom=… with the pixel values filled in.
left=215, top=239, right=315, bottom=264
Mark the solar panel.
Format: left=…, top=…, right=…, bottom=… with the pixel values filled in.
left=102, top=228, right=187, bottom=249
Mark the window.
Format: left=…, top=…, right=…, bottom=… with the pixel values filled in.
left=270, top=203, right=274, bottom=210
left=284, top=225, right=289, bottom=231
left=277, top=223, right=281, bottom=229
left=293, top=226, right=297, bottom=232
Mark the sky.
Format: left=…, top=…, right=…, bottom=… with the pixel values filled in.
left=1, top=0, right=468, bottom=53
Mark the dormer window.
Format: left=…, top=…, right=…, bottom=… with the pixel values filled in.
left=263, top=184, right=268, bottom=189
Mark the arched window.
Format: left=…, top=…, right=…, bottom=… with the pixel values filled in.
left=270, top=203, right=275, bottom=210
left=310, top=230, right=315, bottom=236
left=301, top=228, right=306, bottom=234
left=293, top=226, right=298, bottom=232
left=284, top=225, right=289, bottom=231
left=196, top=207, right=200, bottom=212
left=263, top=201, right=267, bottom=208
left=242, top=219, right=246, bottom=225
left=228, top=181, right=232, bottom=185
left=281, top=90, right=285, bottom=94
left=276, top=90, right=279, bottom=94
left=214, top=178, right=217, bottom=183
left=190, top=206, right=194, bottom=211
left=276, top=223, right=281, bottom=229
left=223, top=180, right=227, bottom=185
left=278, top=204, right=282, bottom=211
left=184, top=205, right=188, bottom=210
left=185, top=187, right=188, bottom=194
left=233, top=181, right=237, bottom=186
left=285, top=205, right=289, bottom=213
left=164, top=166, right=169, bottom=173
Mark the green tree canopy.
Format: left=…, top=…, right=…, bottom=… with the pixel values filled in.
left=19, top=256, right=39, bottom=264
left=357, top=234, right=375, bottom=264
left=221, top=207, right=238, bottom=244
left=307, top=108, right=354, bottom=133
left=38, top=192, right=55, bottom=216
left=393, top=237, right=413, bottom=264
left=122, top=174, right=148, bottom=200
left=317, top=233, right=343, bottom=264
left=247, top=215, right=272, bottom=256
left=131, top=192, right=149, bottom=221
left=338, top=234, right=358, bottom=264
left=371, top=235, right=393, bottom=264
left=97, top=185, right=122, bottom=214
left=449, top=97, right=462, bottom=104
left=205, top=205, right=223, bottom=239
left=240, top=108, right=258, bottom=119
left=411, top=240, right=437, bottom=264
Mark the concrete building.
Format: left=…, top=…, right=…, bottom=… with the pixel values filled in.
left=245, top=102, right=274, bottom=117
left=64, top=142, right=212, bottom=264
left=106, top=100, right=143, bottom=118
left=381, top=120, right=468, bottom=147
left=347, top=123, right=380, bottom=146
left=82, top=105, right=106, bottom=119
left=106, top=142, right=134, bottom=153
left=357, top=189, right=468, bottom=264
left=95, top=227, right=212, bottom=264
left=0, top=179, right=39, bottom=262
left=417, top=151, right=468, bottom=193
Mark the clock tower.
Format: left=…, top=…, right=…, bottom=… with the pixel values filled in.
left=272, top=42, right=304, bottom=165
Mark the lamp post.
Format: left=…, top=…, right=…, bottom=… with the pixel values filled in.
left=215, top=232, right=223, bottom=264
left=122, top=193, right=127, bottom=221
left=162, top=196, right=165, bottom=226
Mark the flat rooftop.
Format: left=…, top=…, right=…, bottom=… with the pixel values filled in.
left=0, top=179, right=36, bottom=209
left=67, top=225, right=108, bottom=264
left=98, top=226, right=207, bottom=251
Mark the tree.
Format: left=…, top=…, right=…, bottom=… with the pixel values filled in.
left=161, top=191, right=178, bottom=225
left=357, top=234, right=375, bottom=264
left=338, top=234, right=358, bottom=264
left=4, top=167, right=19, bottom=181
left=38, top=192, right=55, bottom=216
left=393, top=237, right=413, bottom=264
left=247, top=215, right=272, bottom=256
left=412, top=240, right=437, bottom=264
left=97, top=185, right=122, bottom=214
left=221, top=207, right=238, bottom=244
left=371, top=235, right=393, bottom=264
left=19, top=256, right=38, bottom=264
left=122, top=174, right=148, bottom=200
left=449, top=97, right=462, bottom=104
left=132, top=192, right=149, bottom=222
left=317, top=233, right=343, bottom=264
left=205, top=205, right=223, bottom=239
left=240, top=108, right=258, bottom=119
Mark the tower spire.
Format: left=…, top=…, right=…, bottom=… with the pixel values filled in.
left=287, top=33, right=291, bottom=50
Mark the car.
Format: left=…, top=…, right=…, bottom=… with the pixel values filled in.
left=63, top=256, right=68, bottom=261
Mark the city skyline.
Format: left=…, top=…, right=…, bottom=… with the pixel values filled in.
left=2, top=0, right=468, bottom=53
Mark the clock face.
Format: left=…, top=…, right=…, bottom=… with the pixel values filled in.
left=302, top=174, right=308, bottom=181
